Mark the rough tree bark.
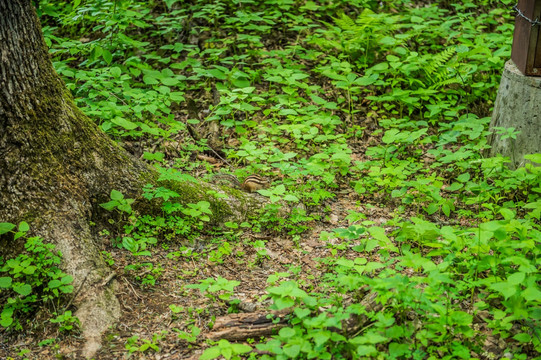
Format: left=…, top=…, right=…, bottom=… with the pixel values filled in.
left=0, top=0, right=153, bottom=357
left=0, top=2, right=270, bottom=356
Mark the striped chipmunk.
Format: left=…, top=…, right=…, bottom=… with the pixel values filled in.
left=212, top=173, right=270, bottom=193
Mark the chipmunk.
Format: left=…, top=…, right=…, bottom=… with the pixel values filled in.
left=212, top=174, right=270, bottom=193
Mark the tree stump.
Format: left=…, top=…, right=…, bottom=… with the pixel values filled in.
left=488, top=60, right=541, bottom=168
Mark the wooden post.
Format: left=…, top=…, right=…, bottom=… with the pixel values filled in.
left=487, top=1, right=541, bottom=168
left=511, top=0, right=541, bottom=76
left=488, top=61, right=541, bottom=168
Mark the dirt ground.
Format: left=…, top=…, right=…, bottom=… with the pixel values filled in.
left=1, top=181, right=403, bottom=359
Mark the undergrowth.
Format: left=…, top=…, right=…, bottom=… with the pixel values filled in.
left=4, top=0, right=539, bottom=358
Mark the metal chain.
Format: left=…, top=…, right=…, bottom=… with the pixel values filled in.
left=513, top=3, right=541, bottom=26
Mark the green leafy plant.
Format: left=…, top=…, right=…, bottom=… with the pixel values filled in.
left=175, top=325, right=201, bottom=344
left=124, top=262, right=163, bottom=287
left=200, top=339, right=252, bottom=360
left=185, top=276, right=240, bottom=302
left=39, top=0, right=539, bottom=358
left=208, top=241, right=232, bottom=264
left=0, top=222, right=75, bottom=331
left=125, top=332, right=165, bottom=354
left=100, top=189, right=135, bottom=214
left=49, top=310, right=80, bottom=332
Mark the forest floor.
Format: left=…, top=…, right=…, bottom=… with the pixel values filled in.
left=5, top=195, right=395, bottom=359
left=4, top=137, right=407, bottom=358
left=2, top=1, right=539, bottom=359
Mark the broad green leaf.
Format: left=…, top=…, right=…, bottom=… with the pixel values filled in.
left=207, top=69, right=226, bottom=80
left=22, top=265, right=36, bottom=275
left=48, top=279, right=61, bottom=289
left=170, top=92, right=185, bottom=102
left=231, top=343, right=252, bottom=354
left=117, top=204, right=133, bottom=214
left=499, top=208, right=515, bottom=220
left=279, top=327, right=296, bottom=338
left=446, top=182, right=463, bottom=192
left=221, top=348, right=232, bottom=359
left=161, top=77, right=180, bottom=86
left=102, top=49, right=112, bottom=64
left=490, top=281, right=516, bottom=299
left=426, top=203, right=439, bottom=215
left=143, top=74, right=159, bottom=85
left=60, top=285, right=74, bottom=294
left=507, top=272, right=525, bottom=286
left=234, top=86, right=256, bottom=94
left=122, top=237, right=137, bottom=253
left=312, top=330, right=331, bottom=347
left=382, top=129, right=399, bottom=144
left=273, top=297, right=294, bottom=309
left=199, top=346, right=221, bottom=360
left=13, top=283, right=32, bottom=296
left=99, top=200, right=117, bottom=211
left=354, top=74, right=378, bottom=86
left=0, top=277, right=12, bottom=288
left=365, top=239, right=379, bottom=252
left=283, top=344, right=301, bottom=358
left=110, top=66, right=121, bottom=77
left=0, top=316, right=13, bottom=328
left=294, top=308, right=311, bottom=319
left=363, top=331, right=388, bottom=344
left=389, top=342, right=410, bottom=357
left=283, top=194, right=299, bottom=202
left=449, top=311, right=472, bottom=326
left=442, top=203, right=451, bottom=217
left=368, top=227, right=397, bottom=252
left=456, top=173, right=471, bottom=182
left=524, top=153, right=541, bottom=163
left=356, top=345, right=377, bottom=356
left=61, top=275, right=74, bottom=285
left=111, top=117, right=138, bottom=130
left=521, top=284, right=541, bottom=302
left=110, top=189, right=124, bottom=201
left=513, top=333, right=531, bottom=343
left=0, top=223, right=15, bottom=235
left=18, top=222, right=29, bottom=232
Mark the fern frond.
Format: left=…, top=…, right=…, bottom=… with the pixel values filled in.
left=429, top=77, right=460, bottom=90
left=334, top=14, right=357, bottom=32
left=423, top=47, right=457, bottom=85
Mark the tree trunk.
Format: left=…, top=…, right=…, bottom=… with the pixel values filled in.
left=0, top=0, right=151, bottom=357
left=0, top=1, right=272, bottom=356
